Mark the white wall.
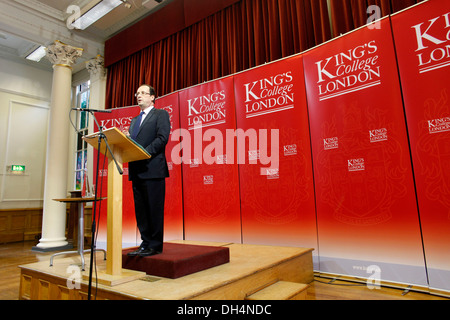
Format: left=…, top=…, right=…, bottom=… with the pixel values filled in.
left=0, top=57, right=52, bottom=209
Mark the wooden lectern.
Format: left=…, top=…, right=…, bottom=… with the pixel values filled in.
left=83, top=127, right=150, bottom=286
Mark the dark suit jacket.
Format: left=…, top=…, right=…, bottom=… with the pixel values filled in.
left=128, top=107, right=171, bottom=181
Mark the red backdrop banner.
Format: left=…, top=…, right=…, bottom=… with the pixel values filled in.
left=178, top=76, right=242, bottom=242
left=391, top=0, right=450, bottom=291
left=303, top=17, right=427, bottom=285
left=233, top=55, right=318, bottom=253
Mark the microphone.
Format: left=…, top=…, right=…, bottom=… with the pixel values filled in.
left=71, top=108, right=112, bottom=113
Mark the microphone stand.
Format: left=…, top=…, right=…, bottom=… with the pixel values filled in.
left=77, top=110, right=123, bottom=300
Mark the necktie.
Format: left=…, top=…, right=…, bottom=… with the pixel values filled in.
left=131, top=111, right=144, bottom=139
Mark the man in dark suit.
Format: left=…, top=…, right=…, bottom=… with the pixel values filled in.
left=127, top=84, right=171, bottom=257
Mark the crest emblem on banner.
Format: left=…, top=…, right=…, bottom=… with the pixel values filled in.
left=416, top=89, right=450, bottom=219
left=242, top=127, right=310, bottom=225
left=184, top=162, right=233, bottom=225
left=316, top=103, right=408, bottom=226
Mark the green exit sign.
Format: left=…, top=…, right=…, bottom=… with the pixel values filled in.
left=11, top=165, right=25, bottom=172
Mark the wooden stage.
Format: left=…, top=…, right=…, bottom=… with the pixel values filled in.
left=18, top=240, right=313, bottom=300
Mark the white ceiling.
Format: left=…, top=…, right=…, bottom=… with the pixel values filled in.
left=0, top=0, right=168, bottom=72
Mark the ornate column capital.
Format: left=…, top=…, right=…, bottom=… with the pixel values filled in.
left=45, top=40, right=83, bottom=68
left=86, top=55, right=107, bottom=81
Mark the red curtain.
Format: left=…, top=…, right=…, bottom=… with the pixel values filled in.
left=329, top=0, right=424, bottom=37
left=106, top=0, right=426, bottom=109
left=105, top=0, right=331, bottom=109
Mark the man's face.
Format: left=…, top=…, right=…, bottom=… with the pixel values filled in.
left=136, top=85, right=154, bottom=109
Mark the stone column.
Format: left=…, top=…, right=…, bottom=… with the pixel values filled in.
left=86, top=55, right=107, bottom=114
left=85, top=55, right=107, bottom=194
left=34, top=40, right=83, bottom=251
